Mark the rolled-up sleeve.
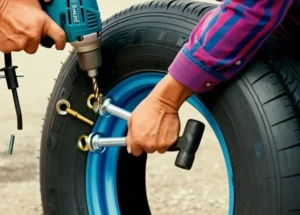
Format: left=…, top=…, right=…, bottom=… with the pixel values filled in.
left=168, top=0, right=294, bottom=93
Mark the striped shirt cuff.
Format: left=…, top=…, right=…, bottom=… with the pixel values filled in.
left=168, top=48, right=222, bottom=94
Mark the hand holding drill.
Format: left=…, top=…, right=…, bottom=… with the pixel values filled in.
left=0, top=0, right=66, bottom=54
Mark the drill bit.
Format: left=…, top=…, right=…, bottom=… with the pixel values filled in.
left=91, top=76, right=101, bottom=105
left=87, top=69, right=101, bottom=110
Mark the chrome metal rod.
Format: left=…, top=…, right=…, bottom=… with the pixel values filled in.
left=89, top=134, right=126, bottom=152
left=106, top=104, right=131, bottom=121
left=95, top=137, right=126, bottom=147
left=99, top=98, right=131, bottom=121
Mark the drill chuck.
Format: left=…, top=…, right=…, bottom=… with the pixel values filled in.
left=71, top=32, right=102, bottom=71
left=77, top=48, right=102, bottom=71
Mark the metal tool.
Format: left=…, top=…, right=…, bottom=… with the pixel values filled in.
left=97, top=98, right=131, bottom=120
left=8, top=134, right=15, bottom=155
left=56, top=99, right=94, bottom=126
left=40, top=0, right=103, bottom=110
left=83, top=98, right=205, bottom=170
left=0, top=53, right=23, bottom=130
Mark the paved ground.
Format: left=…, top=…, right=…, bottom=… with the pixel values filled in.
left=0, top=0, right=229, bottom=214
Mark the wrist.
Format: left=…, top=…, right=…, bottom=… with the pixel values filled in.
left=150, top=73, right=193, bottom=110
left=0, top=0, right=8, bottom=17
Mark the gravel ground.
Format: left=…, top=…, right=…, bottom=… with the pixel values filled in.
left=0, top=0, right=229, bottom=214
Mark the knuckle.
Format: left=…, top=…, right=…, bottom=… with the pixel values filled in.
left=17, top=39, right=27, bottom=48
left=131, top=147, right=143, bottom=156
left=145, top=144, right=156, bottom=153
left=157, top=143, right=169, bottom=154
left=129, top=139, right=139, bottom=149
left=56, top=31, right=66, bottom=42
left=30, top=32, right=40, bottom=40
left=15, top=44, right=24, bottom=51
left=129, top=136, right=137, bottom=144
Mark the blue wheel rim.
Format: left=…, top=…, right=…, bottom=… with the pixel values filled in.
left=86, top=72, right=234, bottom=215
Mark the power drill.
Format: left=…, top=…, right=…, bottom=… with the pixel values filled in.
left=40, top=0, right=103, bottom=107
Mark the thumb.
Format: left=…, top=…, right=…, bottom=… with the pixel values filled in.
left=42, top=13, right=67, bottom=50
left=125, top=135, right=132, bottom=154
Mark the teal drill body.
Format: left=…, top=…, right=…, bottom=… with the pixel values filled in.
left=43, top=0, right=103, bottom=109
left=43, top=0, right=102, bottom=43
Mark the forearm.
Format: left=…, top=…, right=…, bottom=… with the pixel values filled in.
left=150, top=73, right=193, bottom=110
left=168, top=0, right=294, bottom=93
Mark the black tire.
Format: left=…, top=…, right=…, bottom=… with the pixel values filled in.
left=40, top=0, right=300, bottom=214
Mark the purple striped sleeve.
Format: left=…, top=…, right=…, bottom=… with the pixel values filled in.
left=168, top=0, right=294, bottom=94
